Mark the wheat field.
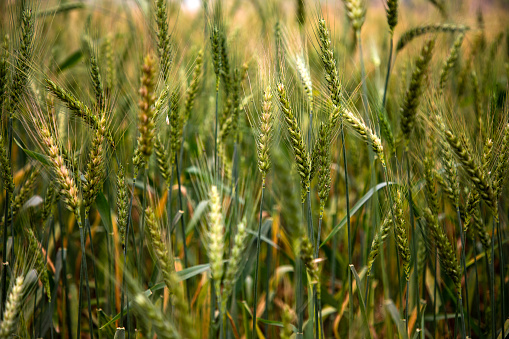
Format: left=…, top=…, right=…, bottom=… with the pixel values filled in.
left=0, top=0, right=508, bottom=338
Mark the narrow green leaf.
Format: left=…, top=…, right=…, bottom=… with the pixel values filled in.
left=385, top=299, right=409, bottom=339
left=350, top=265, right=372, bottom=339
left=56, top=50, right=83, bottom=73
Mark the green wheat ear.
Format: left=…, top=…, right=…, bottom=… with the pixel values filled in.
left=386, top=0, right=399, bottom=34
left=257, top=86, right=273, bottom=182
left=400, top=38, right=435, bottom=143
left=277, top=83, right=310, bottom=202
left=207, top=185, right=225, bottom=297
left=0, top=133, right=14, bottom=195
left=116, top=165, right=128, bottom=249
left=0, top=276, right=24, bottom=338
left=396, top=23, right=468, bottom=51
left=134, top=54, right=157, bottom=169
left=25, top=227, right=51, bottom=300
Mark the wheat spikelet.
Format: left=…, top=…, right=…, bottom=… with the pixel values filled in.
left=9, top=8, right=34, bottom=112
left=386, top=0, right=398, bottom=34
left=135, top=54, right=157, bottom=168
left=221, top=218, right=248, bottom=312
left=281, top=304, right=294, bottom=339
left=183, top=49, right=204, bottom=120
left=45, top=79, right=115, bottom=148
left=104, top=35, right=115, bottom=94
left=41, top=184, right=58, bottom=223
left=343, top=109, right=386, bottom=166
left=208, top=185, right=225, bottom=296
left=295, top=55, right=313, bottom=112
left=494, top=124, right=509, bottom=197
left=316, top=123, right=331, bottom=216
left=300, top=236, right=319, bottom=285
left=317, top=19, right=341, bottom=108
left=210, top=26, right=222, bottom=90
left=256, top=86, right=273, bottom=181
left=25, top=227, right=51, bottom=299
left=40, top=125, right=80, bottom=215
left=219, top=29, right=232, bottom=93
left=155, top=0, right=172, bottom=80
left=436, top=143, right=459, bottom=206
left=0, top=276, right=24, bottom=338
left=3, top=167, right=39, bottom=227
left=0, top=133, right=14, bottom=195
left=116, top=166, right=128, bottom=248
left=423, top=146, right=462, bottom=290
left=343, top=0, right=366, bottom=33
left=424, top=208, right=461, bottom=291
left=133, top=294, right=179, bottom=339
left=396, top=24, right=468, bottom=51
left=83, top=37, right=104, bottom=110
left=463, top=191, right=490, bottom=255
left=367, top=213, right=392, bottom=276
left=277, top=83, right=310, bottom=201
left=83, top=116, right=106, bottom=215
left=145, top=206, right=174, bottom=290
left=378, top=109, right=396, bottom=156
left=393, top=190, right=411, bottom=281
left=400, top=39, right=435, bottom=142
left=439, top=33, right=464, bottom=91
left=154, top=136, right=171, bottom=185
